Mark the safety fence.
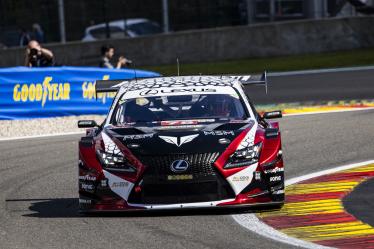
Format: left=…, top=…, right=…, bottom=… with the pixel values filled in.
left=0, top=66, right=159, bottom=120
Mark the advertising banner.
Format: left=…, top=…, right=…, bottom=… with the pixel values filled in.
left=0, top=66, right=160, bottom=120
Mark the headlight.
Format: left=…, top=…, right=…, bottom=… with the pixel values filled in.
left=96, top=150, right=137, bottom=173
left=224, top=142, right=262, bottom=169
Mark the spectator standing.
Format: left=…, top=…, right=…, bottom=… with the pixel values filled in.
left=24, top=40, right=54, bottom=67
left=31, top=23, right=45, bottom=43
left=99, top=45, right=132, bottom=69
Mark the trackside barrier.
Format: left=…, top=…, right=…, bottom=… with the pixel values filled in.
left=0, top=66, right=160, bottom=120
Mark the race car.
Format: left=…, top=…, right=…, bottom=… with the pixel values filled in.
left=77, top=73, right=284, bottom=212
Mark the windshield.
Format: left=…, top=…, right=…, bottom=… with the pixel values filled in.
left=111, top=93, right=248, bottom=125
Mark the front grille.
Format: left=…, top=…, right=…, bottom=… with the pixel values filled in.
left=140, top=181, right=220, bottom=204
left=128, top=152, right=235, bottom=204
left=137, top=152, right=220, bottom=179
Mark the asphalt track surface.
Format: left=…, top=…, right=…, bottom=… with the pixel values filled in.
left=247, top=68, right=374, bottom=104
left=1, top=69, right=374, bottom=249
left=0, top=108, right=373, bottom=249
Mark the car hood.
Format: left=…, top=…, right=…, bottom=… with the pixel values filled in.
left=105, top=120, right=255, bottom=155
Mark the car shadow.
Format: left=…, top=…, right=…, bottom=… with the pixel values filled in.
left=5, top=198, right=280, bottom=218
left=6, top=198, right=80, bottom=218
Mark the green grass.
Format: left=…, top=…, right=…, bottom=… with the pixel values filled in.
left=140, top=48, right=374, bottom=76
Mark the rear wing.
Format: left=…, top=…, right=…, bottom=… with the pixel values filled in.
left=95, top=79, right=129, bottom=94
left=95, top=71, right=268, bottom=96
left=230, top=71, right=268, bottom=94
left=95, top=76, right=160, bottom=97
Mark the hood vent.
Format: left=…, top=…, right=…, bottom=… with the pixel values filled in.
left=109, top=127, right=145, bottom=135
left=214, top=123, right=247, bottom=131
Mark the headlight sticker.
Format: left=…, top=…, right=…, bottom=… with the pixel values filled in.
left=102, top=132, right=123, bottom=156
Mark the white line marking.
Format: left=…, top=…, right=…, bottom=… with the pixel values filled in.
left=269, top=65, right=374, bottom=77
left=232, top=159, right=374, bottom=249
left=232, top=215, right=332, bottom=249
left=0, top=131, right=84, bottom=142
left=286, top=160, right=374, bottom=185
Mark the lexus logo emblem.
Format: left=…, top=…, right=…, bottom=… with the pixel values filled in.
left=170, top=160, right=189, bottom=172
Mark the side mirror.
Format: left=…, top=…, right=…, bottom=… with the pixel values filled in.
left=78, top=120, right=98, bottom=128
left=262, top=110, right=282, bottom=119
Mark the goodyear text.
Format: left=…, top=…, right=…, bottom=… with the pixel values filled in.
left=13, top=76, right=70, bottom=107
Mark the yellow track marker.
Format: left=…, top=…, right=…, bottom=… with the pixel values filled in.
left=281, top=221, right=374, bottom=241
left=259, top=199, right=343, bottom=218
left=286, top=181, right=361, bottom=195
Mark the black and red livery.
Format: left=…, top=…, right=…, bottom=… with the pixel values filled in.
left=78, top=74, right=284, bottom=212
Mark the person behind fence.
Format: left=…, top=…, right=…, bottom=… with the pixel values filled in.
left=24, top=40, right=54, bottom=67
left=19, top=27, right=31, bottom=47
left=99, top=45, right=132, bottom=69
left=31, top=23, right=45, bottom=43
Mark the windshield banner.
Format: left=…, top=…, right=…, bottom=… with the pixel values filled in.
left=0, top=66, right=159, bottom=120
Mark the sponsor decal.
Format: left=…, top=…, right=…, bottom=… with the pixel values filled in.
left=265, top=128, right=279, bottom=139
left=13, top=76, right=70, bottom=107
left=195, top=119, right=215, bottom=123
left=78, top=120, right=92, bottom=126
left=203, top=131, right=235, bottom=136
left=79, top=199, right=91, bottom=204
left=111, top=182, right=129, bottom=188
left=161, top=119, right=215, bottom=126
left=101, top=179, right=107, bottom=187
left=139, top=88, right=216, bottom=96
left=167, top=174, right=193, bottom=180
left=218, top=138, right=231, bottom=144
left=170, top=160, right=190, bottom=172
left=156, top=124, right=203, bottom=130
left=126, top=76, right=234, bottom=92
left=127, top=144, right=140, bottom=149
left=265, top=111, right=282, bottom=118
left=122, top=134, right=154, bottom=140
left=255, top=171, right=261, bottom=181
left=159, top=134, right=199, bottom=147
left=78, top=175, right=96, bottom=181
left=232, top=176, right=250, bottom=182
left=264, top=167, right=284, bottom=174
left=226, top=163, right=258, bottom=194
left=229, top=120, right=247, bottom=123
left=270, top=176, right=282, bottom=182
left=161, top=120, right=198, bottom=126
left=103, top=170, right=134, bottom=201
left=272, top=189, right=285, bottom=195
left=81, top=183, right=94, bottom=191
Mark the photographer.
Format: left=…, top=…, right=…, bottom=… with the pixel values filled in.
left=99, top=45, right=132, bottom=69
left=25, top=40, right=54, bottom=67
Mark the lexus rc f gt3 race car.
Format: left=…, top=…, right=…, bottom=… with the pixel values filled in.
left=78, top=73, right=284, bottom=212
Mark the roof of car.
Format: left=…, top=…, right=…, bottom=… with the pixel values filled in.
left=122, top=76, right=238, bottom=92
left=86, top=18, right=150, bottom=32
